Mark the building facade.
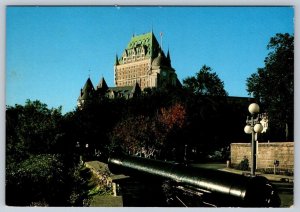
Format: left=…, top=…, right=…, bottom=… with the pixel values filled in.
left=114, top=31, right=180, bottom=90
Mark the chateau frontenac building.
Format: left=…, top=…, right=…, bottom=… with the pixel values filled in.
left=114, top=31, right=180, bottom=89
left=77, top=31, right=181, bottom=108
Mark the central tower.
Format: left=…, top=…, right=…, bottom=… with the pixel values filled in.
left=114, top=32, right=179, bottom=90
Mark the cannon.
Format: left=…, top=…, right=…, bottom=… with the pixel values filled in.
left=108, top=154, right=281, bottom=207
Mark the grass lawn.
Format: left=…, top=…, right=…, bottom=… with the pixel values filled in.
left=279, top=193, right=293, bottom=207
left=90, top=195, right=123, bottom=207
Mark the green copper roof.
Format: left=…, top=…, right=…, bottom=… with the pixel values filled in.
left=127, top=32, right=153, bottom=48
left=118, top=32, right=161, bottom=63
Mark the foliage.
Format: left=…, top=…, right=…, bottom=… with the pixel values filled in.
left=6, top=100, right=91, bottom=206
left=183, top=65, right=228, bottom=96
left=6, top=154, right=91, bottom=206
left=110, top=103, right=187, bottom=159
left=183, top=95, right=232, bottom=157
left=246, top=33, right=294, bottom=141
left=159, top=103, right=186, bottom=131
left=107, top=83, right=246, bottom=162
left=68, top=166, right=93, bottom=206
left=61, top=97, right=127, bottom=162
left=6, top=154, right=62, bottom=206
left=110, top=115, right=162, bottom=157
left=6, top=100, right=63, bottom=160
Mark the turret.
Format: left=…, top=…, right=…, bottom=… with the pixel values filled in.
left=96, top=76, right=109, bottom=97
left=77, top=77, right=95, bottom=109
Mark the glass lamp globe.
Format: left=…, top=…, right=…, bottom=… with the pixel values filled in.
left=254, top=123, right=263, bottom=133
left=248, top=103, right=260, bottom=114
left=244, top=125, right=252, bottom=134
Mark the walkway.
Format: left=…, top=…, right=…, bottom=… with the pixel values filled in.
left=220, top=167, right=294, bottom=183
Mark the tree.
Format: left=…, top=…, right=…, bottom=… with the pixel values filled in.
left=110, top=115, right=162, bottom=158
left=109, top=103, right=187, bottom=159
left=158, top=103, right=186, bottom=132
left=183, top=95, right=231, bottom=159
left=6, top=154, right=91, bottom=206
left=6, top=100, right=63, bottom=162
left=157, top=102, right=187, bottom=160
left=6, top=154, right=64, bottom=206
left=6, top=100, right=91, bottom=206
left=183, top=65, right=228, bottom=96
left=246, top=33, right=294, bottom=141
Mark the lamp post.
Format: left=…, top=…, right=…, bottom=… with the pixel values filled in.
left=184, top=144, right=188, bottom=165
left=244, top=103, right=263, bottom=176
left=75, top=141, right=83, bottom=165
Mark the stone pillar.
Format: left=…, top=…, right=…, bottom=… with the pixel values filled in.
left=112, top=182, right=120, bottom=196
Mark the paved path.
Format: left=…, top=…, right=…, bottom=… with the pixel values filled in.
left=220, top=167, right=294, bottom=182
left=191, top=162, right=294, bottom=182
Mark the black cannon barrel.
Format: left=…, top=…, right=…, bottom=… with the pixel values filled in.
left=108, top=154, right=281, bottom=207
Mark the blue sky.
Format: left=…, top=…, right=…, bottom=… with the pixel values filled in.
left=6, top=6, right=294, bottom=113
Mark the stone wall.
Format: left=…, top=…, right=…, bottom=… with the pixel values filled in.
left=230, top=142, right=294, bottom=172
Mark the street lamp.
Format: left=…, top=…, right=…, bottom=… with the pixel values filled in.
left=75, top=141, right=83, bottom=165
left=244, top=103, right=263, bottom=176
left=184, top=144, right=188, bottom=165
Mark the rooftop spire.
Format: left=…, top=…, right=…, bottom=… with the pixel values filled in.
left=115, top=54, right=119, bottom=65
left=83, top=77, right=94, bottom=92
left=166, top=48, right=171, bottom=66
left=97, top=76, right=108, bottom=91
left=78, top=77, right=95, bottom=101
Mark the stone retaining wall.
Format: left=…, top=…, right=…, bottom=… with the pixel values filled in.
left=230, top=142, right=294, bottom=172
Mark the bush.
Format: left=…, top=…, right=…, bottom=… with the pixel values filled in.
left=237, top=156, right=249, bottom=171
left=6, top=154, right=92, bottom=206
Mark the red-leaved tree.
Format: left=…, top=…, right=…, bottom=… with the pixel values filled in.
left=110, top=103, right=186, bottom=158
